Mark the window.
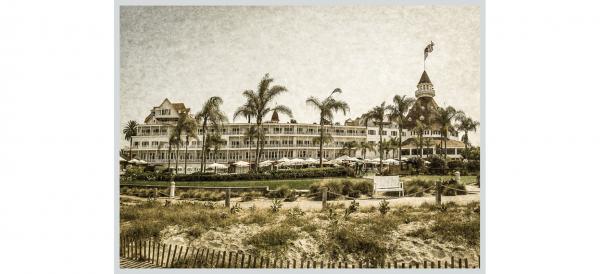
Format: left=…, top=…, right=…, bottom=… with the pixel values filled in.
left=391, top=131, right=397, bottom=136
left=368, top=130, right=376, bottom=135
left=152, top=141, right=159, bottom=147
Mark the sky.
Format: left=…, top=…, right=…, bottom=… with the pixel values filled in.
left=120, top=5, right=480, bottom=145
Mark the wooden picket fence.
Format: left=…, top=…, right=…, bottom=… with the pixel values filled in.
left=120, top=236, right=480, bottom=269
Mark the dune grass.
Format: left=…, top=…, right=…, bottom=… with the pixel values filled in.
left=123, top=177, right=370, bottom=190
left=401, top=175, right=478, bottom=185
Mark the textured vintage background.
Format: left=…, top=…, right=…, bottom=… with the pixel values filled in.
left=120, top=5, right=480, bottom=144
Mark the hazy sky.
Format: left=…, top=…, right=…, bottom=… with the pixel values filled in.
left=120, top=5, right=480, bottom=144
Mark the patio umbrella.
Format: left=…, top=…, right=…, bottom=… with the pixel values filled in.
left=138, top=159, right=148, bottom=165
left=286, top=158, right=305, bottom=166
left=207, top=163, right=227, bottom=169
left=383, top=158, right=400, bottom=165
left=233, top=161, right=250, bottom=167
left=119, top=156, right=127, bottom=162
left=277, top=157, right=290, bottom=163
left=128, top=159, right=140, bottom=164
left=335, top=155, right=351, bottom=161
left=259, top=160, right=274, bottom=167
left=305, top=158, right=319, bottom=164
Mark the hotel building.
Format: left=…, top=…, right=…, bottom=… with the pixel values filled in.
left=126, top=71, right=466, bottom=173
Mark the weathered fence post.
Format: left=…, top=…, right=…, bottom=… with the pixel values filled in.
left=321, top=187, right=328, bottom=210
left=436, top=179, right=442, bottom=205
left=225, top=188, right=231, bottom=208
left=454, top=171, right=461, bottom=184
left=170, top=180, right=176, bottom=199
left=154, top=187, right=158, bottom=199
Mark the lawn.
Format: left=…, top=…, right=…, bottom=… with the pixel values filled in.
left=123, top=177, right=370, bottom=190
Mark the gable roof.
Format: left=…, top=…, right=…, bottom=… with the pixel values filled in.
left=171, top=103, right=190, bottom=114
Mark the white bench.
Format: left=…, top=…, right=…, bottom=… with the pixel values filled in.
left=369, top=175, right=404, bottom=197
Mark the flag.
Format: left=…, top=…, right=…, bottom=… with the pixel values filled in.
left=424, top=41, right=435, bottom=61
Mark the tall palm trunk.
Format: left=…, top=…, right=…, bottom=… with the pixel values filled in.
left=129, top=139, right=133, bottom=159
left=439, top=132, right=444, bottom=157
left=444, top=137, right=448, bottom=160
left=378, top=125, right=383, bottom=173
left=254, top=119, right=262, bottom=172
left=463, top=130, right=469, bottom=160
left=184, top=136, right=189, bottom=174
left=398, top=123, right=403, bottom=169
left=201, top=120, right=208, bottom=173
left=319, top=121, right=324, bottom=167
left=167, top=143, right=172, bottom=170
left=175, top=144, right=180, bottom=174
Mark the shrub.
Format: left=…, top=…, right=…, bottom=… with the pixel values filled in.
left=428, top=155, right=447, bottom=175
left=403, top=179, right=434, bottom=197
left=230, top=203, right=242, bottom=214
left=270, top=199, right=282, bottom=213
left=378, top=199, right=390, bottom=215
left=326, top=226, right=388, bottom=263
left=447, top=160, right=465, bottom=171
left=466, top=160, right=480, bottom=173
left=266, top=185, right=291, bottom=199
left=308, top=179, right=373, bottom=200
left=442, top=179, right=467, bottom=196
left=240, top=191, right=262, bottom=202
left=246, top=225, right=299, bottom=250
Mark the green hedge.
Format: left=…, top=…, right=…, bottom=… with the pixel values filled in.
left=124, top=167, right=355, bottom=182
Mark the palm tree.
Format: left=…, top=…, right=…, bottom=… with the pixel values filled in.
left=123, top=120, right=138, bottom=159
left=306, top=88, right=350, bottom=167
left=312, top=133, right=333, bottom=157
left=155, top=141, right=165, bottom=164
left=389, top=137, right=399, bottom=159
left=206, top=134, right=227, bottom=173
left=380, top=139, right=393, bottom=159
left=195, top=97, right=227, bottom=173
left=364, top=102, right=389, bottom=173
left=341, top=141, right=358, bottom=157
left=178, top=114, right=198, bottom=174
left=433, top=106, right=464, bottom=159
left=358, top=141, right=374, bottom=159
left=166, top=134, right=178, bottom=171
left=237, top=73, right=293, bottom=171
left=169, top=128, right=182, bottom=174
left=456, top=116, right=480, bottom=159
left=413, top=120, right=428, bottom=158
left=242, top=125, right=264, bottom=164
left=387, top=95, right=415, bottom=164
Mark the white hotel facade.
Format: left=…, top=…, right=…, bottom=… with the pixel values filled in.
left=126, top=71, right=465, bottom=173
